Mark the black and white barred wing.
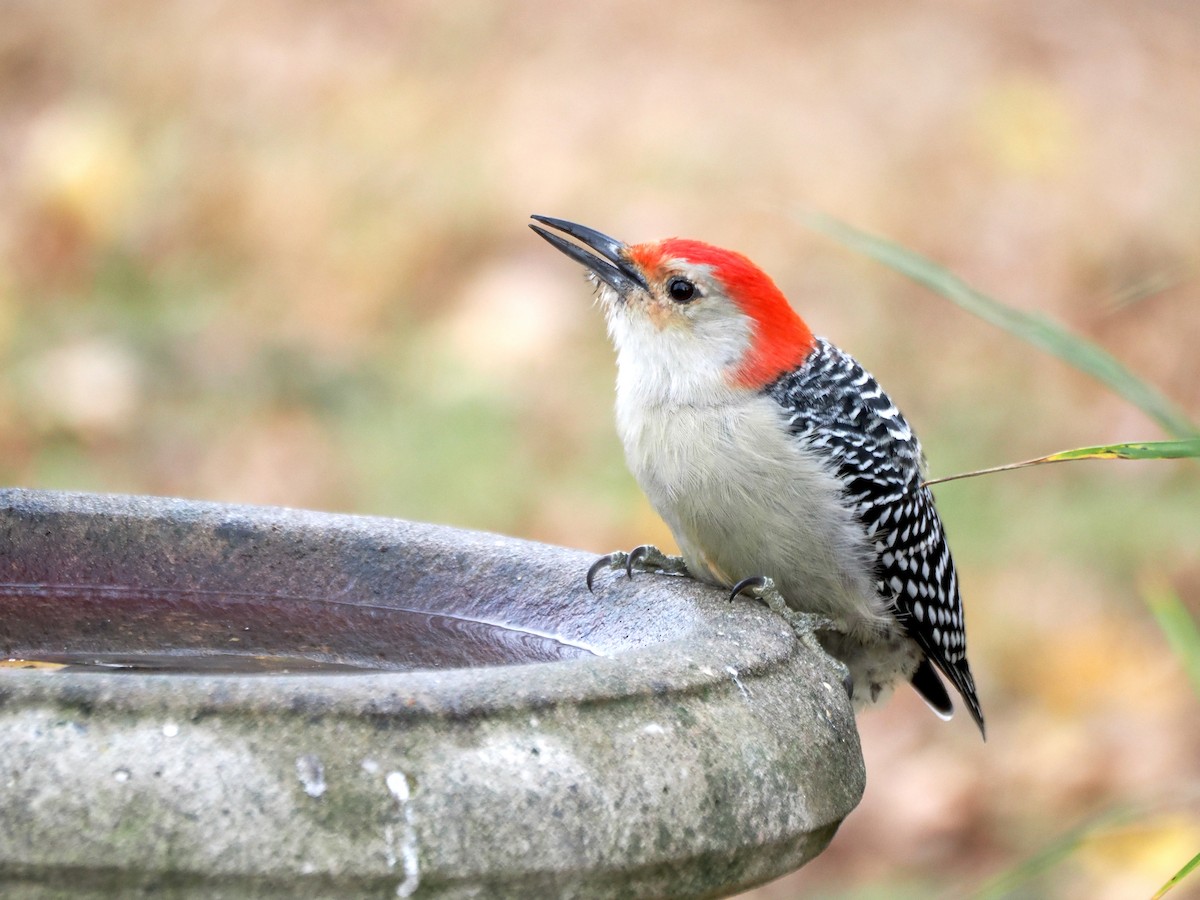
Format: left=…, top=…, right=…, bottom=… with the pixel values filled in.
left=769, top=339, right=985, bottom=734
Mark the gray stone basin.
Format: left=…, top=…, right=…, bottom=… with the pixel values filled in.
left=0, top=489, right=864, bottom=898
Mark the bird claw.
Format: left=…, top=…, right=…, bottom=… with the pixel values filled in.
left=728, top=574, right=792, bottom=615
left=586, top=552, right=625, bottom=592
left=586, top=544, right=690, bottom=592
left=728, top=574, right=773, bottom=604
left=625, top=544, right=650, bottom=578
left=728, top=574, right=839, bottom=655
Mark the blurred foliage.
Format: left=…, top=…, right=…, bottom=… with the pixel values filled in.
left=972, top=806, right=1138, bottom=900
left=973, top=807, right=1200, bottom=900
left=801, top=211, right=1200, bottom=440
left=1, top=2, right=1198, bottom=898
left=1144, top=580, right=1200, bottom=699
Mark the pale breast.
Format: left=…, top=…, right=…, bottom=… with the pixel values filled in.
left=616, top=393, right=890, bottom=631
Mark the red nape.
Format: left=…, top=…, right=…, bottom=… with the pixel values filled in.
left=655, top=239, right=816, bottom=389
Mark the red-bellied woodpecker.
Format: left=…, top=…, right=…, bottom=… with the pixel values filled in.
left=530, top=214, right=985, bottom=737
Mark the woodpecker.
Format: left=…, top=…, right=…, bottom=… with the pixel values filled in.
left=530, top=214, right=985, bottom=737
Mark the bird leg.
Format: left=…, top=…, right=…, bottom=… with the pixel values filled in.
left=728, top=575, right=842, bottom=661
left=586, top=544, right=691, bottom=592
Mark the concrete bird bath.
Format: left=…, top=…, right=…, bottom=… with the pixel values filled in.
left=0, top=489, right=864, bottom=898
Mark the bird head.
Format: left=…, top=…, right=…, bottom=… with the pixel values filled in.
left=530, top=215, right=815, bottom=394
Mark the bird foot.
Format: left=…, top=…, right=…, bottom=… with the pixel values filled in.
left=586, top=544, right=691, bottom=592
left=728, top=575, right=840, bottom=658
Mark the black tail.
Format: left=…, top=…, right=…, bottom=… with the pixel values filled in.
left=911, top=656, right=953, bottom=718
left=911, top=655, right=987, bottom=740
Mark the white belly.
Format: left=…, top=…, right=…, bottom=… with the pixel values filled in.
left=617, top=393, right=890, bottom=633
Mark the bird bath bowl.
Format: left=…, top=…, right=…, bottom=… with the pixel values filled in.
left=0, top=489, right=864, bottom=898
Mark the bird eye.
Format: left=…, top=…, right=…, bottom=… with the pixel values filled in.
left=667, top=277, right=696, bottom=303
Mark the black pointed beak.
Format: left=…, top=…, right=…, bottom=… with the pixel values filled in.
left=529, top=215, right=648, bottom=294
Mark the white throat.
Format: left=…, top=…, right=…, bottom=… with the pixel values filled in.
left=604, top=296, right=753, bottom=412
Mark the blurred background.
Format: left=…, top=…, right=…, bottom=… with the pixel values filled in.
left=1, top=1, right=1198, bottom=896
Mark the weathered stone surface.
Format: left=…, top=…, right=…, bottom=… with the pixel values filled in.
left=0, top=489, right=864, bottom=898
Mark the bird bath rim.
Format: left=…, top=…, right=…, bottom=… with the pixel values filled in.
left=0, top=488, right=865, bottom=899
left=0, top=488, right=814, bottom=719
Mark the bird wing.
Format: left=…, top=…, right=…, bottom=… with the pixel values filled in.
left=767, top=339, right=985, bottom=735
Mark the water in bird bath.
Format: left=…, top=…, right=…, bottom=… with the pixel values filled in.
left=0, top=582, right=598, bottom=675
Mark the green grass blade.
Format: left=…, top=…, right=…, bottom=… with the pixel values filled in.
left=924, top=438, right=1200, bottom=486
left=1041, top=439, right=1200, bottom=462
left=798, top=211, right=1200, bottom=440
left=1142, top=580, right=1200, bottom=697
left=1152, top=850, right=1200, bottom=899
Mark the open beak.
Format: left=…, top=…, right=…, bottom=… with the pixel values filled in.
left=529, top=215, right=648, bottom=294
